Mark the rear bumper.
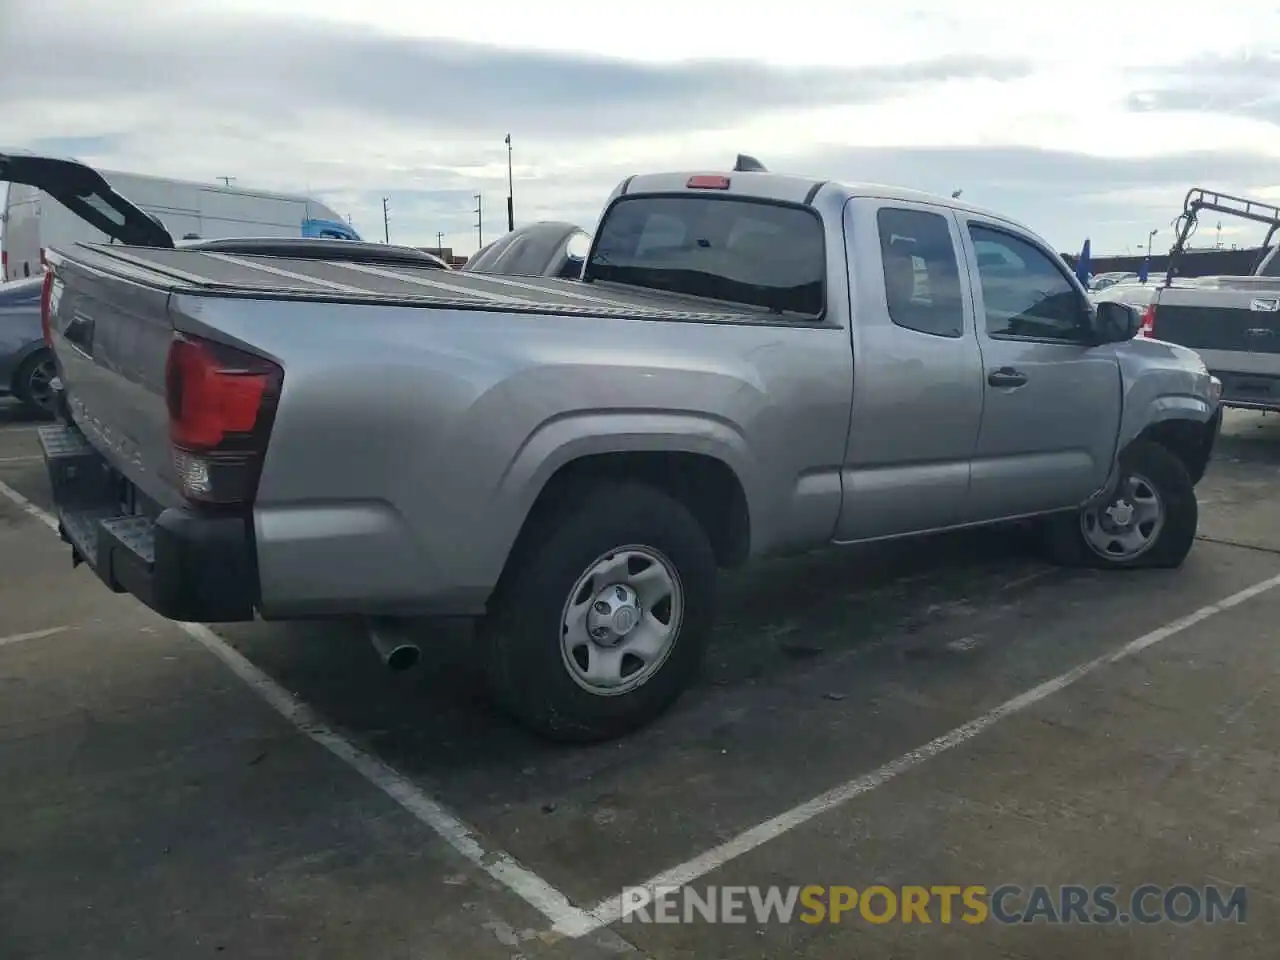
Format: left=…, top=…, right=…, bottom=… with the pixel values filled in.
left=1210, top=370, right=1280, bottom=411
left=36, top=422, right=259, bottom=623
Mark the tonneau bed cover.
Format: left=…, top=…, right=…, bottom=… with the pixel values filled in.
left=52, top=242, right=769, bottom=323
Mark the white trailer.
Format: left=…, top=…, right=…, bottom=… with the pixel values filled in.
left=1, top=159, right=358, bottom=281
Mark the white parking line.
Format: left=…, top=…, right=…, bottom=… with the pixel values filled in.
left=0, top=626, right=70, bottom=647
left=0, top=477, right=599, bottom=938
left=0, top=455, right=42, bottom=464
left=569, top=569, right=1280, bottom=936
left=177, top=621, right=599, bottom=936
left=0, top=480, right=59, bottom=532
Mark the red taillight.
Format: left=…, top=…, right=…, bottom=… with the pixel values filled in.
left=687, top=175, right=731, bottom=190
left=40, top=270, right=55, bottom=345
left=1139, top=304, right=1156, bottom=338
left=164, top=334, right=282, bottom=505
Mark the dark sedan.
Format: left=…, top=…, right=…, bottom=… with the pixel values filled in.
left=0, top=276, right=53, bottom=416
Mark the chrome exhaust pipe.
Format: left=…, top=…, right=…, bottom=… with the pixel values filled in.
left=367, top=619, right=421, bottom=672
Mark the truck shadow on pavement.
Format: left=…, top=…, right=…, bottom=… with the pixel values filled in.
left=0, top=399, right=48, bottom=428
left=214, top=521, right=1064, bottom=786
left=1212, top=411, right=1280, bottom=465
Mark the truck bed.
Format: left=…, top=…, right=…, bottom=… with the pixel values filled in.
left=55, top=242, right=769, bottom=324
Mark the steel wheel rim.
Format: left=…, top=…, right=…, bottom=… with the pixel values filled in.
left=559, top=545, right=684, bottom=697
left=25, top=357, right=56, bottom=411
left=1080, top=472, right=1165, bottom=561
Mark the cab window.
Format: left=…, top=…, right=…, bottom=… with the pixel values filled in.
left=969, top=225, right=1091, bottom=342
left=876, top=207, right=965, bottom=338
left=588, top=196, right=825, bottom=317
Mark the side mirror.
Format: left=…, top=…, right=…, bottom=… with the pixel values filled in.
left=1094, top=301, right=1141, bottom=343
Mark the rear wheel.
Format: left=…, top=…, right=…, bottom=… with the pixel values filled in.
left=13, top=350, right=57, bottom=418
left=480, top=482, right=718, bottom=742
left=1044, top=440, right=1197, bottom=569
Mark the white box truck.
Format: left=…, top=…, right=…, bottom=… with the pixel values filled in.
left=1, top=151, right=359, bottom=281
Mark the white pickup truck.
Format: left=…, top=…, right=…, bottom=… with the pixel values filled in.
left=18, top=154, right=1222, bottom=741
left=1139, top=188, right=1280, bottom=411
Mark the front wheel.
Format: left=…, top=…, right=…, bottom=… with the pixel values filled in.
left=1044, top=440, right=1198, bottom=569
left=480, top=482, right=718, bottom=742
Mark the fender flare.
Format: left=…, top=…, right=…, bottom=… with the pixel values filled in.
left=480, top=411, right=759, bottom=577
left=1090, top=397, right=1219, bottom=505
left=1122, top=395, right=1217, bottom=443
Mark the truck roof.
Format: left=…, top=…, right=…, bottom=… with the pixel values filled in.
left=619, top=169, right=1016, bottom=224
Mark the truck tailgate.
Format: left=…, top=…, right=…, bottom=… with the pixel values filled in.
left=1153, top=284, right=1280, bottom=407
left=39, top=249, right=272, bottom=623
left=47, top=253, right=186, bottom=510
left=1156, top=300, right=1280, bottom=354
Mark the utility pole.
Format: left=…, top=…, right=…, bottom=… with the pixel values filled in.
left=474, top=193, right=483, bottom=249
left=382, top=197, right=390, bottom=244
left=505, top=133, right=515, bottom=232
left=217, top=176, right=236, bottom=187
left=435, top=231, right=444, bottom=251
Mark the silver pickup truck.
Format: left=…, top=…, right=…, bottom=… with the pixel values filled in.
left=19, top=157, right=1222, bottom=741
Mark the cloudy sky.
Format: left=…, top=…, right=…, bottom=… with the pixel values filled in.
left=2, top=0, right=1279, bottom=256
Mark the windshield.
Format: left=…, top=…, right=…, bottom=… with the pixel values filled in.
left=587, top=195, right=825, bottom=317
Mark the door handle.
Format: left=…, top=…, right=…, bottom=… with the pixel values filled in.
left=987, top=367, right=1028, bottom=388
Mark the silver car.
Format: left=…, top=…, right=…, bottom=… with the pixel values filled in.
left=1089, top=271, right=1138, bottom=292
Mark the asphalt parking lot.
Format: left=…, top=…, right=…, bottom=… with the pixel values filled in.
left=3, top=399, right=1280, bottom=960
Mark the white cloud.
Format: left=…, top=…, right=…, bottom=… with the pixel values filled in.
left=2, top=0, right=1279, bottom=255
left=196, top=0, right=1277, bottom=69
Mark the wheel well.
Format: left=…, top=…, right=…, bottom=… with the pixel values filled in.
left=1137, top=418, right=1212, bottom=484
left=516, top=451, right=751, bottom=570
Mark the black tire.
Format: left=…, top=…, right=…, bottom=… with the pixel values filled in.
left=1043, top=439, right=1198, bottom=570
left=12, top=349, right=57, bottom=419
left=480, top=482, right=718, bottom=743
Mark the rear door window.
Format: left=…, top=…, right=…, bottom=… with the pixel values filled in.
left=876, top=207, right=965, bottom=338
left=588, top=196, right=825, bottom=317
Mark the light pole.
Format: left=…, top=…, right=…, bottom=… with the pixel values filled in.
left=474, top=193, right=483, bottom=249
left=505, top=133, right=514, bottom=232
left=382, top=197, right=390, bottom=244
left=1147, top=228, right=1158, bottom=259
